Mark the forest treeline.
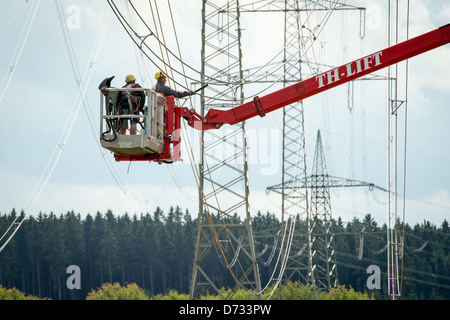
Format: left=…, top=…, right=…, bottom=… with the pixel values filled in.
left=0, top=206, right=449, bottom=300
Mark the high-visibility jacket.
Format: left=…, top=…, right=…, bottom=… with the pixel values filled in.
left=120, top=82, right=145, bottom=112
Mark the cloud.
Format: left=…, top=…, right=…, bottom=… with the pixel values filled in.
left=330, top=187, right=450, bottom=227
left=405, top=190, right=450, bottom=225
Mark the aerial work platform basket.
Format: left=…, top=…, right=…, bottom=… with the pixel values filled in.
left=99, top=77, right=181, bottom=163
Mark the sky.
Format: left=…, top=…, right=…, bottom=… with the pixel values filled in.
left=0, top=0, right=449, bottom=228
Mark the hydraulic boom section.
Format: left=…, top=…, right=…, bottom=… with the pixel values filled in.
left=180, top=23, right=450, bottom=130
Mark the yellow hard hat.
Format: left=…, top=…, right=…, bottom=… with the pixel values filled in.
left=125, top=74, right=136, bottom=82
left=155, top=71, right=167, bottom=79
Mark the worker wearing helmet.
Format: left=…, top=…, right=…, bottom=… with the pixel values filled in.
left=153, top=71, right=194, bottom=98
left=119, top=74, right=146, bottom=135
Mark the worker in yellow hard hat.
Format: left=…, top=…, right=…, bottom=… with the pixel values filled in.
left=118, top=74, right=145, bottom=135
left=125, top=74, right=137, bottom=83
left=154, top=71, right=167, bottom=80
left=153, top=71, right=194, bottom=98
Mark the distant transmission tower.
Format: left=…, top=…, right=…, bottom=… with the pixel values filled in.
left=309, top=130, right=339, bottom=290
left=269, top=129, right=388, bottom=291
left=307, top=130, right=388, bottom=290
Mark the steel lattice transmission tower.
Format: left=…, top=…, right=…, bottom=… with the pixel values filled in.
left=249, top=0, right=313, bottom=290
left=277, top=0, right=313, bottom=291
left=189, top=0, right=261, bottom=300
left=263, top=0, right=366, bottom=293
left=309, top=130, right=339, bottom=290
left=291, top=129, right=388, bottom=290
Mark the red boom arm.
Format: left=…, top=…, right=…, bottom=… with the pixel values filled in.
left=178, top=23, right=450, bottom=130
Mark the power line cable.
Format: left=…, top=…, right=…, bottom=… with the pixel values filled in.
left=0, top=0, right=41, bottom=253
left=54, top=1, right=150, bottom=206
left=0, top=0, right=40, bottom=106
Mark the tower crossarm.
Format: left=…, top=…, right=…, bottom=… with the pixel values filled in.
left=325, top=175, right=388, bottom=192
left=266, top=174, right=388, bottom=193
